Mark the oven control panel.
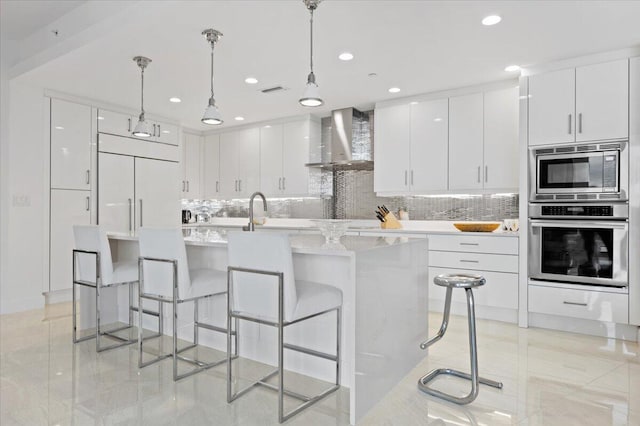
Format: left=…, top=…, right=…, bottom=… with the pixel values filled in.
left=541, top=205, right=612, bottom=216
left=529, top=203, right=628, bottom=219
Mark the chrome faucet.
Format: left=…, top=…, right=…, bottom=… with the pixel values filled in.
left=243, top=192, right=267, bottom=231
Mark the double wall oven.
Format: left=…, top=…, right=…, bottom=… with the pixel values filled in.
left=529, top=141, right=629, bottom=288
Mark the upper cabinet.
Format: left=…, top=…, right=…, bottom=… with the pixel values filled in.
left=218, top=128, right=260, bottom=198
left=528, top=59, right=628, bottom=146
left=373, top=104, right=411, bottom=193
left=97, top=108, right=179, bottom=145
left=182, top=133, right=202, bottom=198
left=410, top=99, right=449, bottom=193
left=50, top=99, right=92, bottom=190
left=260, top=119, right=315, bottom=196
left=202, top=134, right=220, bottom=199
left=448, top=93, right=484, bottom=191
left=484, top=87, right=519, bottom=190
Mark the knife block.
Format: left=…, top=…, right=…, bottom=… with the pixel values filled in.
left=381, top=212, right=402, bottom=229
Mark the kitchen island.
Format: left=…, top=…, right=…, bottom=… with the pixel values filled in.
left=101, top=232, right=429, bottom=424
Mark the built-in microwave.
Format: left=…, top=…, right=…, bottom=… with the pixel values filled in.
left=529, top=141, right=628, bottom=202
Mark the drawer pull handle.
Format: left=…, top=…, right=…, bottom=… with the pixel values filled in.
left=460, top=260, right=479, bottom=263
left=459, top=243, right=479, bottom=246
left=563, top=301, right=587, bottom=307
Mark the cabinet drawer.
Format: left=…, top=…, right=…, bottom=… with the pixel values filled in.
left=428, top=250, right=517, bottom=273
left=428, top=267, right=518, bottom=309
left=529, top=285, right=628, bottom=324
left=428, top=234, right=518, bottom=255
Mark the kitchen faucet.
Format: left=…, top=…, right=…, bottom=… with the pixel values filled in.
left=243, top=192, right=267, bottom=231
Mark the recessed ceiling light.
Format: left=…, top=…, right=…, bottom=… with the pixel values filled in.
left=388, top=87, right=401, bottom=93
left=97, top=116, right=104, bottom=120
left=504, top=65, right=521, bottom=72
left=264, top=125, right=272, bottom=128
left=235, top=116, right=245, bottom=121
left=434, top=118, right=443, bottom=122
left=245, top=77, right=258, bottom=84
left=410, top=101, right=418, bottom=105
left=338, top=52, right=354, bottom=61
left=161, top=130, right=170, bottom=134
left=482, top=15, right=501, bottom=26
left=169, top=97, right=182, bottom=103
left=55, top=126, right=64, bottom=130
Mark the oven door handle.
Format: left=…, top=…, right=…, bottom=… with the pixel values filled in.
left=529, top=219, right=628, bottom=229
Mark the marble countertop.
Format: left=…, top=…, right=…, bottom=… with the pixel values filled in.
left=108, top=232, right=424, bottom=257
left=182, top=218, right=519, bottom=237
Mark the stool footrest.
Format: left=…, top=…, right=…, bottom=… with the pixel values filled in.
left=418, top=368, right=503, bottom=405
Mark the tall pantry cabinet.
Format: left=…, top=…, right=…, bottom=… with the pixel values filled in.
left=48, top=98, right=93, bottom=292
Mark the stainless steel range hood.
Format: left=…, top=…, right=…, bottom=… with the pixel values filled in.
left=306, top=107, right=373, bottom=171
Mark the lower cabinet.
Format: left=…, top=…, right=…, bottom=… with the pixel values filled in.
left=50, top=189, right=91, bottom=292
left=427, top=234, right=519, bottom=323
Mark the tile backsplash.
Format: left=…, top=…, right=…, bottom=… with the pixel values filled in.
left=183, top=170, right=518, bottom=221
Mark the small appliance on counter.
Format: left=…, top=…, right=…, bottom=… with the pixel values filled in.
left=182, top=209, right=192, bottom=224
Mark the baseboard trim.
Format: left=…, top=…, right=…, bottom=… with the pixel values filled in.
left=44, top=288, right=72, bottom=305
left=529, top=312, right=639, bottom=342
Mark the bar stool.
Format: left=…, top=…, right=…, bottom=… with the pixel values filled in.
left=226, top=232, right=342, bottom=423
left=138, top=227, right=235, bottom=381
left=72, top=225, right=160, bottom=352
left=418, top=273, right=503, bottom=404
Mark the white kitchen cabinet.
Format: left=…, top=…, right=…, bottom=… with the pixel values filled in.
left=182, top=133, right=202, bottom=198
left=428, top=234, right=519, bottom=323
left=236, top=128, right=260, bottom=197
left=575, top=59, right=628, bottom=142
left=98, top=153, right=135, bottom=233
left=483, top=87, right=519, bottom=189
left=528, top=68, right=575, bottom=146
left=448, top=93, right=484, bottom=190
left=155, top=122, right=179, bottom=145
left=410, top=99, right=449, bottom=192
left=97, top=108, right=134, bottom=137
left=135, top=157, right=180, bottom=227
left=98, top=153, right=179, bottom=232
left=260, top=124, right=284, bottom=195
left=51, top=99, right=92, bottom=190
left=260, top=120, right=312, bottom=196
left=202, top=134, right=220, bottom=198
left=50, top=189, right=91, bottom=291
left=528, top=59, right=628, bottom=146
left=373, top=104, right=411, bottom=193
left=218, top=132, right=239, bottom=198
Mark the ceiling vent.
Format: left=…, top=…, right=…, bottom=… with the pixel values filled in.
left=261, top=86, right=288, bottom=94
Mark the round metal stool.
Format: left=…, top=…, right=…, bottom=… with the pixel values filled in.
left=418, top=273, right=503, bottom=404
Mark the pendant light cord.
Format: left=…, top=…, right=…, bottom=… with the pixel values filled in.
left=210, top=42, right=215, bottom=99
left=309, top=8, right=314, bottom=74
left=140, top=67, right=145, bottom=115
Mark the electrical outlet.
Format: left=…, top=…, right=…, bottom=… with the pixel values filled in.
left=12, top=194, right=31, bottom=207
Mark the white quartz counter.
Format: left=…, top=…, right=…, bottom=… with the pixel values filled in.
left=182, top=218, right=519, bottom=237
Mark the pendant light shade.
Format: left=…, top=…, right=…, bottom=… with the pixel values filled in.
left=299, top=0, right=323, bottom=107
left=132, top=56, right=152, bottom=137
left=202, top=29, right=223, bottom=125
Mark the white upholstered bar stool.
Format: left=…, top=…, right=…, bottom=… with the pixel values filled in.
left=138, top=227, right=234, bottom=381
left=226, top=232, right=343, bottom=424
left=72, top=225, right=160, bottom=352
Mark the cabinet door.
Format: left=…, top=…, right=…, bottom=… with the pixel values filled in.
left=449, top=93, right=484, bottom=190
left=219, top=132, right=239, bottom=197
left=50, top=189, right=91, bottom=292
left=202, top=134, right=220, bottom=198
left=283, top=121, right=311, bottom=195
left=528, top=68, right=575, bottom=145
left=155, top=122, right=180, bottom=145
left=374, top=104, right=411, bottom=193
left=260, top=124, right=284, bottom=195
left=98, top=153, right=134, bottom=233
left=484, top=87, right=519, bottom=190
left=236, top=128, right=261, bottom=197
left=576, top=59, right=628, bottom=142
left=51, top=99, right=92, bottom=190
left=183, top=133, right=202, bottom=198
left=135, top=158, right=180, bottom=228
left=410, top=99, right=448, bottom=192
left=97, top=109, right=133, bottom=137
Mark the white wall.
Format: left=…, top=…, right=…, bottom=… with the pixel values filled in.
left=0, top=39, right=13, bottom=314
left=0, top=77, right=47, bottom=314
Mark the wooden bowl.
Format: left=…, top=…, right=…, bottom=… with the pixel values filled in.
left=453, top=222, right=501, bottom=232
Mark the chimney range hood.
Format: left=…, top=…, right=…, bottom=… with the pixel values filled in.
left=305, top=107, right=373, bottom=171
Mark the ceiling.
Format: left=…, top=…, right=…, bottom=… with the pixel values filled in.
left=8, top=1, right=640, bottom=132
left=0, top=0, right=86, bottom=41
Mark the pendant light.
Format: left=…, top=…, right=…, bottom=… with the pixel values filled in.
left=299, top=0, right=323, bottom=107
left=132, top=56, right=152, bottom=137
left=201, top=29, right=223, bottom=125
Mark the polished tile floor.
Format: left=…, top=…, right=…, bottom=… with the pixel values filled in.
left=1, top=302, right=638, bottom=425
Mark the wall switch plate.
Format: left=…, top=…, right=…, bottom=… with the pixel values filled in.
left=12, top=194, right=31, bottom=207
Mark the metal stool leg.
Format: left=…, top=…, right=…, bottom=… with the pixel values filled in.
left=418, top=287, right=502, bottom=404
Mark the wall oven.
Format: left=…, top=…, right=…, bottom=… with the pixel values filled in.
left=529, top=141, right=628, bottom=202
left=528, top=204, right=629, bottom=287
